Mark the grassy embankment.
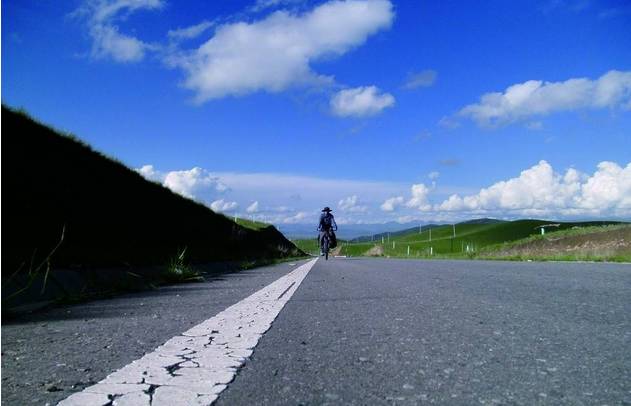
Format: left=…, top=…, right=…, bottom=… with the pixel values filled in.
left=1, top=106, right=305, bottom=308
left=293, top=220, right=630, bottom=262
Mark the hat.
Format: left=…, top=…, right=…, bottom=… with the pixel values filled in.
left=322, top=207, right=332, bottom=212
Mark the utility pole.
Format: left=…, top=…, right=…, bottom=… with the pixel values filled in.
left=429, top=228, right=432, bottom=242
left=453, top=223, right=456, bottom=238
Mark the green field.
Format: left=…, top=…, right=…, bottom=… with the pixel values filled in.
left=292, top=219, right=627, bottom=260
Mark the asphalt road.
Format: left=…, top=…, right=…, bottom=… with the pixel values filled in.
left=2, top=258, right=630, bottom=405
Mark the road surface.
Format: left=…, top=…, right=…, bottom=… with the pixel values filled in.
left=2, top=258, right=630, bottom=405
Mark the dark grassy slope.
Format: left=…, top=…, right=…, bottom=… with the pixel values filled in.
left=1, top=106, right=302, bottom=275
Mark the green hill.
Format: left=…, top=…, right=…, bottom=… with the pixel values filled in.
left=2, top=106, right=303, bottom=298
left=294, top=219, right=626, bottom=258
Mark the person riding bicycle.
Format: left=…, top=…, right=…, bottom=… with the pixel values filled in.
left=318, top=207, right=338, bottom=256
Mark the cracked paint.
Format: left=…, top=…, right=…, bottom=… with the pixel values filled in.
left=58, top=259, right=317, bottom=406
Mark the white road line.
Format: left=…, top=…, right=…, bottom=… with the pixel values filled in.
left=58, top=258, right=318, bottom=406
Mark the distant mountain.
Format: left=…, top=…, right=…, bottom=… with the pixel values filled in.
left=2, top=106, right=302, bottom=274
left=350, top=223, right=445, bottom=243
left=280, top=221, right=433, bottom=240
left=459, top=218, right=506, bottom=225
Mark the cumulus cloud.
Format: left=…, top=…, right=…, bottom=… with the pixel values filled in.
left=246, top=201, right=260, bottom=213
left=380, top=196, right=404, bottom=212
left=459, top=70, right=631, bottom=127
left=170, top=0, right=394, bottom=101
left=137, top=164, right=410, bottom=223
left=74, top=0, right=163, bottom=62
left=406, top=183, right=432, bottom=211
left=210, top=199, right=239, bottom=212
left=402, top=69, right=437, bottom=90
left=136, top=165, right=228, bottom=200
left=137, top=164, right=161, bottom=181
left=330, top=85, right=395, bottom=117
left=338, top=195, right=368, bottom=212
left=436, top=160, right=631, bottom=217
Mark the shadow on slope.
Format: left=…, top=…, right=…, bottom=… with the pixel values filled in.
left=1, top=106, right=304, bottom=309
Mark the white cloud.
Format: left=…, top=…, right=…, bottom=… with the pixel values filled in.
left=459, top=70, right=631, bottom=127
left=136, top=166, right=228, bottom=200
left=75, top=0, right=164, bottom=62
left=435, top=160, right=631, bottom=217
left=90, top=25, right=148, bottom=62
left=86, top=0, right=164, bottom=22
left=330, top=86, right=395, bottom=117
left=380, top=196, right=404, bottom=211
left=168, top=20, right=214, bottom=41
left=171, top=0, right=394, bottom=101
left=428, top=171, right=440, bottom=181
left=137, top=165, right=408, bottom=221
left=406, top=183, right=432, bottom=211
left=338, top=195, right=368, bottom=212
left=246, top=201, right=260, bottom=213
left=138, top=164, right=161, bottom=181
left=575, top=161, right=631, bottom=211
left=210, top=199, right=239, bottom=212
left=402, top=69, right=437, bottom=90
left=282, top=211, right=309, bottom=223
left=163, top=168, right=228, bottom=198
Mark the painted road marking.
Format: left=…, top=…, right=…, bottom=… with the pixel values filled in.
left=58, top=258, right=319, bottom=406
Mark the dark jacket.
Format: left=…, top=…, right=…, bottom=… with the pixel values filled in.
left=318, top=212, right=337, bottom=231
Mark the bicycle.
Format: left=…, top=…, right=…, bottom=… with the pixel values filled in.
left=319, top=227, right=337, bottom=260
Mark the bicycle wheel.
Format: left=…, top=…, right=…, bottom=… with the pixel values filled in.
left=323, top=237, right=329, bottom=260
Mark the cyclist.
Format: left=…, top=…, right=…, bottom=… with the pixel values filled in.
left=318, top=207, right=338, bottom=256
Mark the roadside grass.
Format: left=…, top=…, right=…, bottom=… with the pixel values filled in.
left=478, top=224, right=631, bottom=262
left=160, top=248, right=205, bottom=284
left=293, top=238, right=320, bottom=256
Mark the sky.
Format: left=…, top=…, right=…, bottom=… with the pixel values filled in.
left=3, top=0, right=631, bottom=226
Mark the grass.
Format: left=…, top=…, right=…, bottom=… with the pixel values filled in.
left=161, top=248, right=205, bottom=283
left=294, top=220, right=629, bottom=262
left=232, top=217, right=271, bottom=231
left=478, top=224, right=631, bottom=262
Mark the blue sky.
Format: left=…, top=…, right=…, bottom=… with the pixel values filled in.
left=3, top=0, right=631, bottom=225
